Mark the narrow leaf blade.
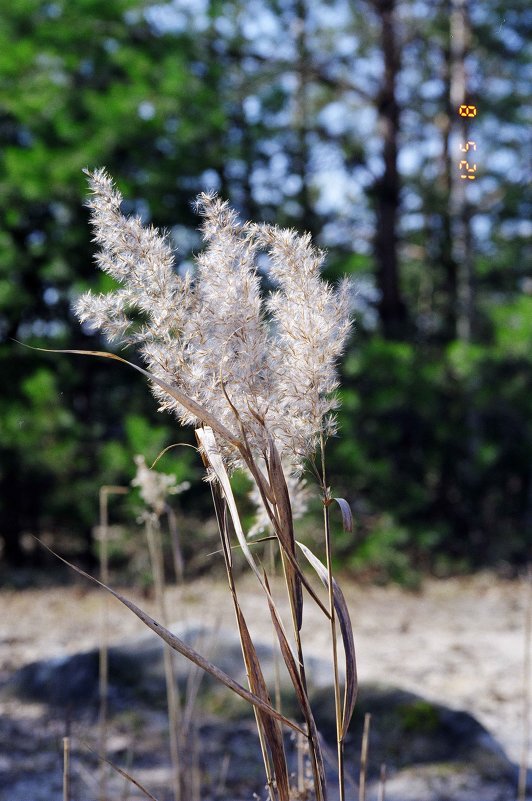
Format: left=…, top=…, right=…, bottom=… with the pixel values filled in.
left=266, top=434, right=303, bottom=631
left=235, top=602, right=290, bottom=801
left=38, top=540, right=304, bottom=736
left=333, top=497, right=353, bottom=533
left=196, top=427, right=262, bottom=583
left=24, top=344, right=241, bottom=447
left=265, top=576, right=328, bottom=801
left=296, top=541, right=358, bottom=739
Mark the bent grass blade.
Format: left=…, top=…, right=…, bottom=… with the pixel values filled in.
left=37, top=540, right=305, bottom=737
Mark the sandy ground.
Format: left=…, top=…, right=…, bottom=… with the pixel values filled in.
left=0, top=571, right=530, bottom=772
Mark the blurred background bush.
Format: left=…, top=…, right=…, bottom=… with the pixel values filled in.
left=0, top=0, right=530, bottom=580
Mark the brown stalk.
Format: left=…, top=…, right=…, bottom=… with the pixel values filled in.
left=268, top=541, right=283, bottom=716
left=145, top=516, right=183, bottom=801
left=265, top=434, right=303, bottom=632
left=377, top=763, right=387, bottom=801
left=319, top=433, right=354, bottom=801
left=202, top=423, right=329, bottom=619
left=324, top=498, right=344, bottom=801
left=251, top=464, right=330, bottom=618
left=63, top=736, right=71, bottom=801
left=198, top=424, right=333, bottom=800
left=98, top=484, right=128, bottom=801
left=197, top=427, right=327, bottom=624
left=196, top=427, right=263, bottom=585
left=265, top=574, right=328, bottom=801
left=264, top=434, right=310, bottom=726
left=210, top=481, right=275, bottom=801
left=119, top=748, right=134, bottom=801
left=199, top=420, right=333, bottom=801
left=165, top=504, right=184, bottom=584
left=235, top=601, right=290, bottom=801
left=199, top=430, right=289, bottom=801
left=359, top=713, right=371, bottom=801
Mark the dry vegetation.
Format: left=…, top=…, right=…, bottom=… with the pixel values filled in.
left=0, top=571, right=528, bottom=768
left=10, top=171, right=529, bottom=801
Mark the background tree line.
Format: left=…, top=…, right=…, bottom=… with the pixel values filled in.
left=0, top=0, right=530, bottom=578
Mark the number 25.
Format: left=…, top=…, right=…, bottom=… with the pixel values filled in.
left=459, top=159, right=477, bottom=180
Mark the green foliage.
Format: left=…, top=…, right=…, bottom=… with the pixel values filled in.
left=339, top=513, right=420, bottom=587
left=0, top=0, right=224, bottom=563
left=0, top=0, right=529, bottom=577
left=490, top=296, right=532, bottom=358
left=330, top=335, right=532, bottom=573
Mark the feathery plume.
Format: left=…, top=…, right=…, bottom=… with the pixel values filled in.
left=75, top=169, right=352, bottom=475
left=131, top=454, right=189, bottom=519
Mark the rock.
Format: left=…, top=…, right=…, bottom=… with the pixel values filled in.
left=1, top=626, right=525, bottom=801
left=348, top=684, right=514, bottom=776
left=308, top=683, right=519, bottom=801
left=380, top=762, right=518, bottom=801
left=2, top=623, right=331, bottom=709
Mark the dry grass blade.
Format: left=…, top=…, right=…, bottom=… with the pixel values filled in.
left=235, top=601, right=290, bottom=801
left=264, top=575, right=328, bottom=801
left=200, top=429, right=328, bottom=620
left=204, top=451, right=289, bottom=801
left=197, top=427, right=326, bottom=633
left=332, top=498, right=353, bottom=534
left=23, top=344, right=241, bottom=449
left=207, top=469, right=277, bottom=801
left=83, top=742, right=160, bottom=801
left=196, top=427, right=261, bottom=580
left=37, top=540, right=306, bottom=736
left=296, top=541, right=358, bottom=739
left=266, top=434, right=303, bottom=631
left=196, top=429, right=233, bottom=569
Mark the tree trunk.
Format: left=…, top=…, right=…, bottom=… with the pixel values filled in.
left=449, top=0, right=476, bottom=342
left=372, top=0, right=408, bottom=339
left=438, top=24, right=459, bottom=340
left=1, top=455, right=25, bottom=566
left=293, top=0, right=319, bottom=237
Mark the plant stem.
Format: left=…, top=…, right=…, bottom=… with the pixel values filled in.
left=278, top=526, right=326, bottom=801
left=269, top=541, right=282, bottom=716
left=63, top=736, right=70, bottom=801
left=98, top=487, right=109, bottom=801
left=166, top=504, right=184, bottom=584
left=145, top=517, right=183, bottom=801
left=359, top=713, right=371, bottom=801
left=377, top=763, right=387, bottom=801
left=321, top=434, right=345, bottom=801
left=98, top=484, right=128, bottom=801
left=209, top=484, right=277, bottom=801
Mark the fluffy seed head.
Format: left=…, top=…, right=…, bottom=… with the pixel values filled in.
left=76, top=169, right=352, bottom=475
